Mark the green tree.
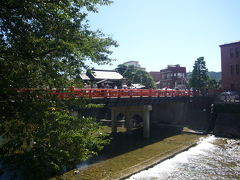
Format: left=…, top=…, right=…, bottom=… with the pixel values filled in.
left=207, top=78, right=219, bottom=89
left=116, top=64, right=156, bottom=88
left=115, top=64, right=128, bottom=75
left=189, top=57, right=208, bottom=93
left=0, top=0, right=116, bottom=179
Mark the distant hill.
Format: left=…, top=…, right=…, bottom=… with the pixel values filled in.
left=208, top=71, right=221, bottom=81
left=187, top=71, right=221, bottom=81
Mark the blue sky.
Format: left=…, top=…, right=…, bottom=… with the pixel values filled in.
left=87, top=0, right=240, bottom=72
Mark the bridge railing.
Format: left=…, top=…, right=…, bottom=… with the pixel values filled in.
left=51, top=88, right=195, bottom=99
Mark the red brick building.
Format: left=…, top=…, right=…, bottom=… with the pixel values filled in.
left=149, top=71, right=161, bottom=82
left=220, top=41, right=240, bottom=91
left=159, top=64, right=186, bottom=89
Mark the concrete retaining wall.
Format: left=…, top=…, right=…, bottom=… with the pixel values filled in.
left=212, top=104, right=240, bottom=138
left=151, top=97, right=214, bottom=131
left=213, top=113, right=240, bottom=138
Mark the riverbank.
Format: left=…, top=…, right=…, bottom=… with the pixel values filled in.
left=51, top=125, right=203, bottom=180
left=128, top=136, right=240, bottom=179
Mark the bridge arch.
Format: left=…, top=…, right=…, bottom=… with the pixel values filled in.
left=116, top=113, right=126, bottom=121
left=116, top=113, right=126, bottom=127
left=131, top=114, right=143, bottom=128
left=97, top=108, right=111, bottom=120
left=111, top=105, right=152, bottom=138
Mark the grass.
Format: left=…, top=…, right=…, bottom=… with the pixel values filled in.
left=102, top=126, right=126, bottom=134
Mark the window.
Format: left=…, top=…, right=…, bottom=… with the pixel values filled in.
left=230, top=48, right=234, bottom=58
left=236, top=64, right=239, bottom=75
left=236, top=47, right=239, bottom=58
left=167, top=73, right=171, bottom=79
left=231, top=65, right=234, bottom=75
left=177, top=73, right=183, bottom=78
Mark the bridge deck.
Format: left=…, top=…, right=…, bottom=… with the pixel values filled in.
left=52, top=88, right=196, bottom=99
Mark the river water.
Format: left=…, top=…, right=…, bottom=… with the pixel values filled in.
left=127, top=135, right=240, bottom=180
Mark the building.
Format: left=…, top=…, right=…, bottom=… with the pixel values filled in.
left=159, top=64, right=186, bottom=89
left=219, top=41, right=240, bottom=91
left=79, top=73, right=91, bottom=84
left=86, top=69, right=125, bottom=88
left=149, top=71, right=161, bottom=88
left=123, top=61, right=146, bottom=71
left=149, top=71, right=161, bottom=82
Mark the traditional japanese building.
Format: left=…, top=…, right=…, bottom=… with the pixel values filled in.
left=79, top=73, right=91, bottom=84
left=86, top=69, right=125, bottom=88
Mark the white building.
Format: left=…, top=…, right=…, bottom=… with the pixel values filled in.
left=123, top=61, right=146, bottom=71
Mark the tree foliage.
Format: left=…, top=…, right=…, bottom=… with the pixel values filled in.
left=0, top=0, right=117, bottom=88
left=0, top=0, right=116, bottom=179
left=116, top=64, right=156, bottom=88
left=206, top=78, right=219, bottom=90
left=189, top=57, right=208, bottom=92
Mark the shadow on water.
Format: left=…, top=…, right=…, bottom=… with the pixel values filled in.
left=76, top=123, right=183, bottom=169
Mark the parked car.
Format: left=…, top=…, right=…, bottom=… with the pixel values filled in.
left=219, top=91, right=240, bottom=102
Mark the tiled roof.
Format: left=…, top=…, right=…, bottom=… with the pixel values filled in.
left=91, top=70, right=124, bottom=80
left=80, top=73, right=90, bottom=80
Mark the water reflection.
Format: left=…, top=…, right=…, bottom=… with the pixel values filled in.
left=127, top=136, right=240, bottom=180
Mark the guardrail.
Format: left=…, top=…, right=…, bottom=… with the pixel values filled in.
left=50, top=88, right=196, bottom=99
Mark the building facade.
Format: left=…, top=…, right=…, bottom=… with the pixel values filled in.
left=81, top=69, right=125, bottom=88
left=220, top=41, right=240, bottom=91
left=149, top=71, right=161, bottom=82
left=159, top=64, right=186, bottom=89
left=123, top=61, right=146, bottom=71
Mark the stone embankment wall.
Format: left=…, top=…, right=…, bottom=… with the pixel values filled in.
left=151, top=97, right=215, bottom=132
left=212, top=104, right=240, bottom=138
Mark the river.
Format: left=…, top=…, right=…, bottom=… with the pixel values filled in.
left=127, top=135, right=240, bottom=180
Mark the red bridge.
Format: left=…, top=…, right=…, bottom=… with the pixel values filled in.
left=32, top=87, right=207, bottom=138
left=16, top=88, right=211, bottom=138
left=52, top=88, right=196, bottom=99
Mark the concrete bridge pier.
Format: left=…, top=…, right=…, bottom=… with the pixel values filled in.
left=125, top=111, right=132, bottom=134
left=143, top=105, right=151, bottom=138
left=111, top=110, right=117, bottom=133
left=110, top=105, right=152, bottom=138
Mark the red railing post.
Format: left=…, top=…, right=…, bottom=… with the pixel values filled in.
left=117, top=89, right=120, bottom=98
left=89, top=89, right=92, bottom=98
left=149, top=89, right=151, bottom=97
left=104, top=89, right=107, bottom=98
